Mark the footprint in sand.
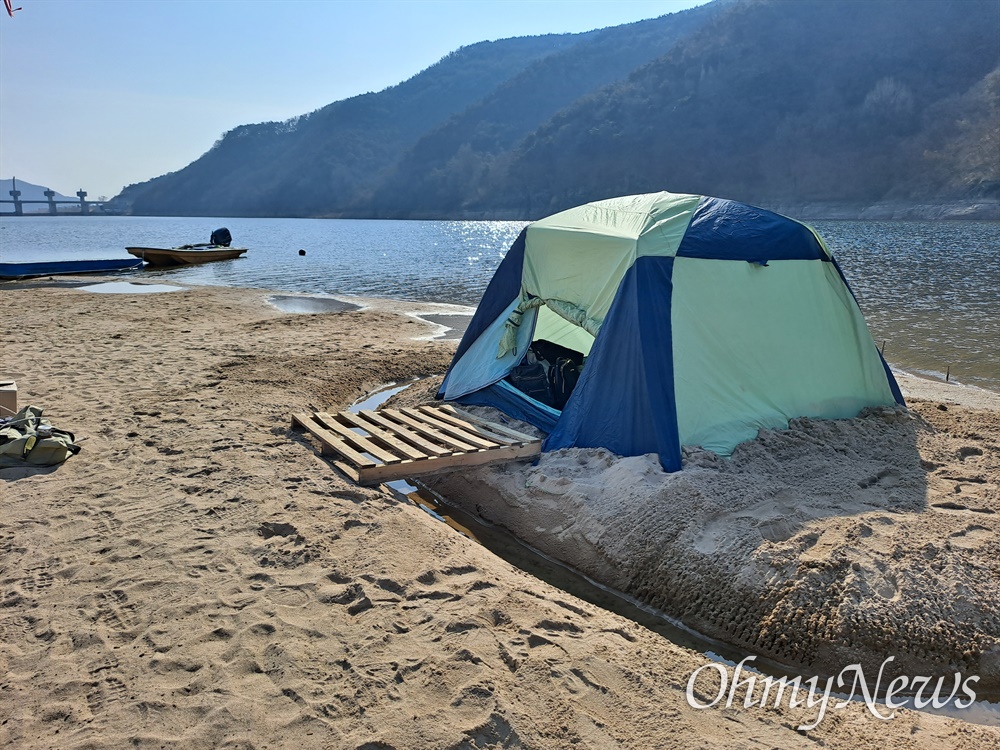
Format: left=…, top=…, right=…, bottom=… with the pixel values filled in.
left=325, top=569, right=353, bottom=585
left=320, top=582, right=374, bottom=615
left=86, top=675, right=128, bottom=715
left=405, top=563, right=484, bottom=605
left=931, top=500, right=995, bottom=515
left=94, top=509, right=123, bottom=534
left=51, top=511, right=93, bottom=540
left=565, top=666, right=611, bottom=696
left=258, top=521, right=301, bottom=540
left=858, top=467, right=900, bottom=489
left=948, top=524, right=993, bottom=549
left=958, top=446, right=984, bottom=461
left=265, top=584, right=312, bottom=608
left=95, top=589, right=142, bottom=638
left=20, top=564, right=55, bottom=593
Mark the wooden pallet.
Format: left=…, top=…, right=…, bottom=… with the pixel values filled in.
left=292, top=404, right=541, bottom=485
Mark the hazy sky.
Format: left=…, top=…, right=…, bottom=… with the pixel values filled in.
left=0, top=0, right=707, bottom=199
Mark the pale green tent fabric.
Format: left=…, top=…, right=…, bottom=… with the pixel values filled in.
left=523, top=193, right=703, bottom=340
left=670, top=257, right=896, bottom=454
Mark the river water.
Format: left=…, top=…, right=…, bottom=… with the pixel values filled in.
left=2, top=215, right=997, bottom=391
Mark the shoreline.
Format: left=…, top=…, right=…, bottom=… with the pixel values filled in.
left=257, top=286, right=1000, bottom=397
left=893, top=371, right=1000, bottom=410
left=1, top=281, right=997, bottom=748
left=6, top=200, right=997, bottom=221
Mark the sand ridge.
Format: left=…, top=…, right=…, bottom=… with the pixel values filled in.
left=0, top=282, right=997, bottom=749
left=426, top=388, right=1000, bottom=699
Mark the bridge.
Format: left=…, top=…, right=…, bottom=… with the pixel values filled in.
left=0, top=185, right=110, bottom=216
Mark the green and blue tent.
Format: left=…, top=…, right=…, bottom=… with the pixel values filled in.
left=438, top=191, right=904, bottom=471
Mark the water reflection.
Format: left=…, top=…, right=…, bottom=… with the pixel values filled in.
left=2, top=215, right=996, bottom=390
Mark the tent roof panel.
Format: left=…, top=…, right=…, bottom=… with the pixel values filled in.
left=675, top=197, right=830, bottom=263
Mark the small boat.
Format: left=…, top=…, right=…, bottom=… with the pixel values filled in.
left=126, top=244, right=248, bottom=267
left=0, top=258, right=144, bottom=280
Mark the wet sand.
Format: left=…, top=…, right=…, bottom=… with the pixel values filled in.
left=1, top=281, right=997, bottom=749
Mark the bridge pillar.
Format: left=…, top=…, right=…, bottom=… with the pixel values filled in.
left=77, top=190, right=89, bottom=215
left=9, top=188, right=22, bottom=216
left=44, top=190, right=58, bottom=215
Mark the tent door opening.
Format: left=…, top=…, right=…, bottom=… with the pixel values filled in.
left=506, top=338, right=588, bottom=411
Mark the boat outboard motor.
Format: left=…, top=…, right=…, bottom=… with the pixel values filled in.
left=210, top=227, right=232, bottom=247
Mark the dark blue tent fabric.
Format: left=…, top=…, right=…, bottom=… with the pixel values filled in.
left=544, top=256, right=682, bottom=471
left=437, top=228, right=527, bottom=398
left=455, top=380, right=561, bottom=433
left=676, top=197, right=826, bottom=264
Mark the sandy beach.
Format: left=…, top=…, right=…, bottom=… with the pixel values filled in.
left=1, top=280, right=998, bottom=749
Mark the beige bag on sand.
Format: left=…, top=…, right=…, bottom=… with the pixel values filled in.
left=0, top=405, right=80, bottom=467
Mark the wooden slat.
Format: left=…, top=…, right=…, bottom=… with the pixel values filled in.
left=417, top=405, right=523, bottom=445
left=356, top=441, right=540, bottom=485
left=292, top=413, right=377, bottom=468
left=439, top=405, right=539, bottom=443
left=381, top=410, right=480, bottom=453
left=399, top=407, right=500, bottom=450
left=358, top=409, right=451, bottom=457
left=331, top=459, right=362, bottom=483
left=314, top=412, right=401, bottom=465
left=338, top=411, right=428, bottom=461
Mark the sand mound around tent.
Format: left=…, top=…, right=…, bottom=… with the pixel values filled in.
left=426, top=395, right=1000, bottom=693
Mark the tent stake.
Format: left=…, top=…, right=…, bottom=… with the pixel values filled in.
left=880, top=340, right=886, bottom=355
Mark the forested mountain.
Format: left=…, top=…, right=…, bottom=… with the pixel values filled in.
left=118, top=33, right=590, bottom=216
left=366, top=3, right=721, bottom=217
left=115, top=0, right=1000, bottom=220
left=470, top=0, right=1000, bottom=218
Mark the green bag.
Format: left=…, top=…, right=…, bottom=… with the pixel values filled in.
left=0, top=405, right=81, bottom=467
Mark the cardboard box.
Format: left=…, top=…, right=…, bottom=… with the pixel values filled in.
left=0, top=380, right=17, bottom=418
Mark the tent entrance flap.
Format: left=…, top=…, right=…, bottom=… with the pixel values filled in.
left=442, top=297, right=538, bottom=401
left=533, top=304, right=595, bottom=357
